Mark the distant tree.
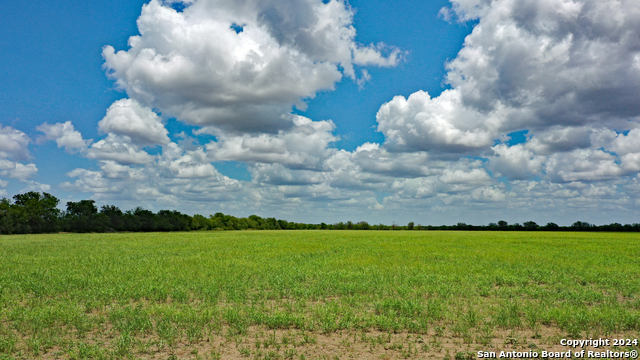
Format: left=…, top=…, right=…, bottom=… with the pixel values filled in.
left=247, top=214, right=264, bottom=229
left=66, top=200, right=97, bottom=217
left=12, top=192, right=60, bottom=233
left=157, top=210, right=190, bottom=231
left=133, top=207, right=158, bottom=232
left=356, top=221, right=370, bottom=230
left=571, top=221, right=593, bottom=231
left=100, top=205, right=124, bottom=231
left=497, top=220, right=508, bottom=229
left=407, top=222, right=415, bottom=230
left=544, top=222, right=560, bottom=231
left=487, top=222, right=499, bottom=230
left=190, top=214, right=209, bottom=230
left=65, top=200, right=107, bottom=232
left=265, top=217, right=280, bottom=230
left=376, top=223, right=389, bottom=230
left=206, top=214, right=222, bottom=229
left=277, top=219, right=289, bottom=230
left=0, top=198, right=14, bottom=234
left=602, top=223, right=623, bottom=232
left=523, top=221, right=539, bottom=231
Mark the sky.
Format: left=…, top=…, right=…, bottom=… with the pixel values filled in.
left=2, top=0, right=640, bottom=226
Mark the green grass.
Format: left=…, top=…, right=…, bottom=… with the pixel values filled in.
left=0, top=231, right=639, bottom=359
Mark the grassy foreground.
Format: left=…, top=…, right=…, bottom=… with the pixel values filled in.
left=0, top=231, right=639, bottom=359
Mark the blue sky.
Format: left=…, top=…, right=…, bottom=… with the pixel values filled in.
left=2, top=0, right=640, bottom=225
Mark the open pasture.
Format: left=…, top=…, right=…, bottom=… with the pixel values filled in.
left=0, top=230, right=639, bottom=359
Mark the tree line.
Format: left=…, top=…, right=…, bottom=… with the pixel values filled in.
left=1, top=192, right=639, bottom=234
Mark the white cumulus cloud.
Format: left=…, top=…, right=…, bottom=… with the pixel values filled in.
left=37, top=121, right=90, bottom=153
left=98, top=99, right=170, bottom=146
left=87, top=134, right=155, bottom=165
left=376, top=90, right=503, bottom=154
left=205, top=115, right=338, bottom=168
left=0, top=125, right=31, bottom=161
left=103, top=0, right=401, bottom=134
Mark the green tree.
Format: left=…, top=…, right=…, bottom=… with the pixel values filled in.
left=156, top=210, right=190, bottom=231
left=571, top=221, right=593, bottom=231
left=65, top=200, right=108, bottom=233
left=456, top=222, right=468, bottom=230
left=544, top=222, right=560, bottom=231
left=12, top=192, right=60, bottom=233
left=190, top=214, right=209, bottom=230
left=133, top=207, right=158, bottom=232
left=100, top=205, right=124, bottom=231
left=277, top=219, right=289, bottom=230
left=0, top=198, right=14, bottom=234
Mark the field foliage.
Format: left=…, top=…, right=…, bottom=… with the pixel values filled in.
left=0, top=231, right=639, bottom=359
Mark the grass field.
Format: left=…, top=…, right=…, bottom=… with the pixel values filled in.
left=0, top=231, right=639, bottom=359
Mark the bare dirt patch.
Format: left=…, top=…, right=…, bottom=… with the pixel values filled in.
left=21, top=324, right=639, bottom=360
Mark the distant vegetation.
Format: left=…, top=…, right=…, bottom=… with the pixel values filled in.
left=1, top=191, right=639, bottom=234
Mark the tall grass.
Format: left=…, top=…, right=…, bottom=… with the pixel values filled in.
left=0, top=231, right=638, bottom=358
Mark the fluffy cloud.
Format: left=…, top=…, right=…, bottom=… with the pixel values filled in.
left=61, top=169, right=113, bottom=194
left=54, top=124, right=244, bottom=208
left=37, top=121, right=90, bottom=152
left=611, top=128, right=640, bottom=155
left=0, top=163, right=38, bottom=182
left=349, top=143, right=434, bottom=178
left=376, top=90, right=504, bottom=154
left=250, top=163, right=326, bottom=186
left=38, top=122, right=156, bottom=165
left=0, top=125, right=31, bottom=161
left=159, top=143, right=220, bottom=178
left=0, top=160, right=14, bottom=171
left=0, top=126, right=38, bottom=183
left=100, top=161, right=146, bottom=180
left=523, top=127, right=593, bottom=155
left=370, top=0, right=640, bottom=201
left=440, top=168, right=491, bottom=185
left=205, top=115, right=338, bottom=168
left=490, top=144, right=545, bottom=180
left=20, top=181, right=51, bottom=193
left=98, top=99, right=170, bottom=146
left=545, top=149, right=627, bottom=182
left=380, top=0, right=640, bottom=154
left=8, top=164, right=39, bottom=181
left=86, top=135, right=155, bottom=165
left=445, top=0, right=640, bottom=130
left=103, top=0, right=400, bottom=133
